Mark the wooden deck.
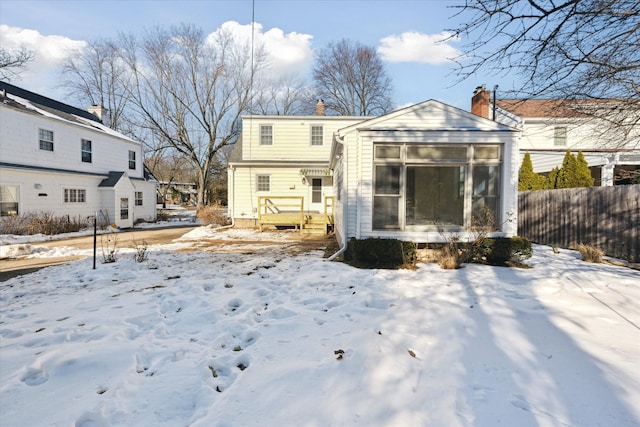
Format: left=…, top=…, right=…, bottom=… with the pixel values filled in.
left=258, top=196, right=334, bottom=234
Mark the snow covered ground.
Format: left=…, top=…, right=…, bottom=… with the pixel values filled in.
left=1, top=227, right=639, bottom=427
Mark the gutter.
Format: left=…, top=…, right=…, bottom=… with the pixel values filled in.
left=327, top=133, right=348, bottom=261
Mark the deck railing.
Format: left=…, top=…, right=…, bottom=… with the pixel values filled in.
left=257, top=195, right=335, bottom=233
left=257, top=196, right=305, bottom=231
left=324, top=196, right=334, bottom=222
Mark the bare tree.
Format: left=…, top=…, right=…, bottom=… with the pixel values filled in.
left=450, top=0, right=640, bottom=147
left=252, top=74, right=313, bottom=115
left=123, top=24, right=263, bottom=208
left=146, top=149, right=192, bottom=207
left=0, top=46, right=34, bottom=81
left=60, top=38, right=132, bottom=131
left=313, top=39, right=393, bottom=116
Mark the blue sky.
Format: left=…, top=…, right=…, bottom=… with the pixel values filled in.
left=0, top=0, right=512, bottom=111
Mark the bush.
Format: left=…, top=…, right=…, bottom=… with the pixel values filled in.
left=197, top=202, right=229, bottom=226
left=482, top=237, right=532, bottom=266
left=155, top=210, right=170, bottom=222
left=0, top=211, right=88, bottom=235
left=344, top=238, right=416, bottom=269
left=577, top=244, right=604, bottom=263
left=436, top=239, right=465, bottom=269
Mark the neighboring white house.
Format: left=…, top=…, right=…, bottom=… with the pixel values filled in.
left=229, top=99, right=519, bottom=249
left=471, top=85, right=640, bottom=186
left=0, top=81, right=156, bottom=228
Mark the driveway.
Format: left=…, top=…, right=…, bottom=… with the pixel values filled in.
left=0, top=225, right=337, bottom=281
left=0, top=225, right=199, bottom=282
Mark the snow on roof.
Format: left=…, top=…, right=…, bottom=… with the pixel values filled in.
left=1, top=83, right=138, bottom=145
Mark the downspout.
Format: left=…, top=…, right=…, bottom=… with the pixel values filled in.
left=327, top=133, right=348, bottom=261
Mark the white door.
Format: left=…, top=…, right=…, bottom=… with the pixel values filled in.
left=310, top=178, right=323, bottom=212
left=119, top=197, right=133, bottom=228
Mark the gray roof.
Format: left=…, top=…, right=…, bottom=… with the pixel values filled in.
left=98, top=171, right=126, bottom=188
left=0, top=81, right=101, bottom=123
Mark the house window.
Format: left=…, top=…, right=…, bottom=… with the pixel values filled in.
left=135, top=191, right=143, bottom=206
left=260, top=125, right=273, bottom=145
left=373, top=144, right=502, bottom=230
left=39, top=129, right=54, bottom=151
left=0, top=185, right=19, bottom=216
left=129, top=150, right=136, bottom=170
left=120, top=198, right=129, bottom=220
left=311, top=125, right=324, bottom=146
left=64, top=188, right=86, bottom=203
left=405, top=166, right=465, bottom=226
left=472, top=165, right=501, bottom=222
left=256, top=175, right=270, bottom=192
left=373, top=165, right=401, bottom=229
left=554, top=127, right=567, bottom=146
left=81, top=139, right=92, bottom=163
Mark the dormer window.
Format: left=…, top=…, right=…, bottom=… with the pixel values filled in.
left=128, top=150, right=136, bottom=170
left=39, top=129, right=54, bottom=151
left=81, top=139, right=92, bottom=163
left=311, top=125, right=323, bottom=146
left=260, top=125, right=273, bottom=145
left=554, top=127, right=567, bottom=146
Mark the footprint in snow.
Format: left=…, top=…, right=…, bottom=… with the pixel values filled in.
left=21, top=366, right=48, bottom=386
left=208, top=354, right=251, bottom=392
left=75, top=411, right=107, bottom=427
left=227, top=298, right=243, bottom=314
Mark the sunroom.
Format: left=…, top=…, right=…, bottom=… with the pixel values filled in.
left=372, top=143, right=502, bottom=231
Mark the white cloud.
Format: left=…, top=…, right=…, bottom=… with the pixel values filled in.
left=0, top=24, right=85, bottom=96
left=207, top=21, right=313, bottom=79
left=0, top=22, right=313, bottom=99
left=378, top=31, right=461, bottom=64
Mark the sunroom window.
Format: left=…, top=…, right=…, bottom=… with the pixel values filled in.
left=372, top=144, right=502, bottom=230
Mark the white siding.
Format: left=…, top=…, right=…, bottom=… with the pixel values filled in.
left=0, top=168, right=156, bottom=224
left=0, top=106, right=145, bottom=179
left=229, top=166, right=333, bottom=221
left=1, top=100, right=156, bottom=225
left=241, top=116, right=363, bottom=162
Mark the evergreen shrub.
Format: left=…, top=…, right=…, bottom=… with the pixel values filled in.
left=482, top=237, right=533, bottom=266
left=345, top=238, right=416, bottom=269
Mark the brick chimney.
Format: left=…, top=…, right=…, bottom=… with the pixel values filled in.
left=471, top=85, right=490, bottom=119
left=88, top=104, right=110, bottom=128
left=315, top=99, right=325, bottom=116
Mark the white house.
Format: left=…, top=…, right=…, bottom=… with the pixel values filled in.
left=0, top=82, right=156, bottom=228
left=229, top=99, right=519, bottom=249
left=227, top=101, right=364, bottom=228
left=471, top=85, right=640, bottom=186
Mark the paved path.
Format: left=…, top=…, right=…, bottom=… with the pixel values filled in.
left=0, top=225, right=198, bottom=282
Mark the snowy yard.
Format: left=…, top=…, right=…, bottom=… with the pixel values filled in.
left=1, top=227, right=639, bottom=427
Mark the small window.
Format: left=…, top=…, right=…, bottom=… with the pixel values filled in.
left=256, top=175, right=270, bottom=192
left=39, top=129, right=54, bottom=151
left=473, top=146, right=500, bottom=160
left=0, top=185, right=19, bottom=216
left=135, top=191, right=143, bottom=206
left=311, top=125, right=323, bottom=146
left=128, top=150, right=136, bottom=170
left=407, top=146, right=467, bottom=161
left=64, top=188, right=86, bottom=203
left=260, top=125, right=273, bottom=146
left=375, top=145, right=401, bottom=159
left=554, top=127, right=567, bottom=146
left=81, top=139, right=92, bottom=163
left=120, top=198, right=129, bottom=220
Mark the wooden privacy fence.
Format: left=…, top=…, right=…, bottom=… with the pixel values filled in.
left=518, top=185, right=640, bottom=262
